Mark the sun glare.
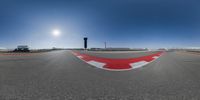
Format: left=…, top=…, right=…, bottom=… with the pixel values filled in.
left=52, top=29, right=60, bottom=37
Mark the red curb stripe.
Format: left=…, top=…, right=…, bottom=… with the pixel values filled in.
left=72, top=51, right=163, bottom=70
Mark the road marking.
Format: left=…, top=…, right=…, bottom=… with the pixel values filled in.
left=77, top=56, right=83, bottom=58
left=130, top=61, right=148, bottom=69
left=153, top=56, right=159, bottom=59
left=71, top=51, right=163, bottom=71
left=87, top=60, right=106, bottom=69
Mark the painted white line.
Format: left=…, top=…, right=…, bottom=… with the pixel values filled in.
left=72, top=53, right=77, bottom=55
left=77, top=56, right=83, bottom=59
left=152, top=56, right=159, bottom=59
left=103, top=68, right=133, bottom=71
left=87, top=60, right=106, bottom=69
left=130, top=61, right=149, bottom=69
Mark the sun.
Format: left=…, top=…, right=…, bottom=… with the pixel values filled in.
left=52, top=29, right=60, bottom=37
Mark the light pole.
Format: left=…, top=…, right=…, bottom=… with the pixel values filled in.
left=104, top=42, right=107, bottom=49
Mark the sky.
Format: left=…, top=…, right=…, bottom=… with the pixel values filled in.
left=0, top=0, right=199, bottom=49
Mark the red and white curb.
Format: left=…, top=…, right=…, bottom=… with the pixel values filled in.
left=72, top=51, right=163, bottom=71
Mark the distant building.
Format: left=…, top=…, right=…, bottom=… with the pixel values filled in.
left=105, top=48, right=131, bottom=51
left=0, top=47, right=7, bottom=51
left=89, top=48, right=149, bottom=51
left=14, top=45, right=30, bottom=52
left=158, top=48, right=167, bottom=51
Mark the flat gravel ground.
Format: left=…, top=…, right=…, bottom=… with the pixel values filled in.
left=0, top=50, right=200, bottom=100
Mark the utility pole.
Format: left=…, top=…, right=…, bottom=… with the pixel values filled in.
left=104, top=42, right=107, bottom=49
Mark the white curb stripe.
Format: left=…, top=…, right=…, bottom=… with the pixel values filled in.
left=73, top=53, right=78, bottom=55
left=130, top=61, right=149, bottom=69
left=87, top=61, right=106, bottom=69
left=77, top=56, right=83, bottom=59
left=153, top=56, right=159, bottom=59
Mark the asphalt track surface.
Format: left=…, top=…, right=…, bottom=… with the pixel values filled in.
left=1, top=50, right=200, bottom=100
left=79, top=51, right=159, bottom=58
